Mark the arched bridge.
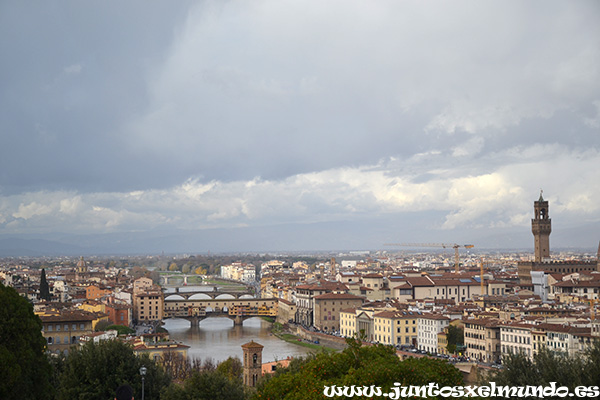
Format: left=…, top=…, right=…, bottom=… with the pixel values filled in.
left=163, top=297, right=278, bottom=327
left=163, top=287, right=255, bottom=300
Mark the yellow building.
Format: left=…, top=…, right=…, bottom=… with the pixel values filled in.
left=132, top=337, right=189, bottom=363
left=373, top=310, right=419, bottom=346
left=78, top=300, right=111, bottom=329
left=133, top=278, right=164, bottom=323
left=39, top=309, right=96, bottom=354
left=464, top=317, right=501, bottom=363
left=340, top=308, right=358, bottom=338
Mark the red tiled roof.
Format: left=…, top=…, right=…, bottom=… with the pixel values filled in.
left=314, top=293, right=364, bottom=300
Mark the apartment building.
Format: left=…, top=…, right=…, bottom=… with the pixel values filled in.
left=537, top=323, right=594, bottom=357
left=313, top=292, right=364, bottom=332
left=500, top=322, right=534, bottom=360
left=221, top=263, right=256, bottom=284
left=85, top=284, right=112, bottom=300
left=340, top=308, right=357, bottom=338
left=373, top=310, right=419, bottom=346
left=552, top=278, right=600, bottom=301
left=360, top=273, right=390, bottom=301
left=393, top=276, right=483, bottom=303
left=39, top=309, right=96, bottom=354
left=105, top=301, right=132, bottom=326
left=295, top=280, right=349, bottom=327
left=133, top=277, right=164, bottom=323
left=464, top=318, right=501, bottom=364
left=417, top=313, right=450, bottom=353
left=339, top=307, right=378, bottom=341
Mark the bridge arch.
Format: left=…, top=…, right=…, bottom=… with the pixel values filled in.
left=163, top=297, right=278, bottom=327
left=165, top=294, right=185, bottom=301
left=188, top=293, right=212, bottom=300
left=215, top=294, right=236, bottom=300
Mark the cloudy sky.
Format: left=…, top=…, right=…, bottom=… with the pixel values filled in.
left=1, top=1, right=599, bottom=253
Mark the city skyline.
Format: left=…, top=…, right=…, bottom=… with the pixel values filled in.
left=1, top=1, right=599, bottom=254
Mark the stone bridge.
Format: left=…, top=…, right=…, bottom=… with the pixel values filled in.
left=160, top=274, right=197, bottom=286
left=163, top=297, right=278, bottom=327
left=163, top=287, right=255, bottom=300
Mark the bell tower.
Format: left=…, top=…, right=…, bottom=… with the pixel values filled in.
left=242, top=340, right=263, bottom=387
left=532, top=191, right=551, bottom=262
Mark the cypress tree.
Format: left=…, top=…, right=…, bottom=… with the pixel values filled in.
left=39, top=268, right=50, bottom=301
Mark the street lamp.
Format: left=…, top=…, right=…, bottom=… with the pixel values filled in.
left=139, top=366, right=147, bottom=400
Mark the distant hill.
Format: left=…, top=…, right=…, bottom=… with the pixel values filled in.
left=0, top=218, right=597, bottom=257
left=0, top=238, right=87, bottom=257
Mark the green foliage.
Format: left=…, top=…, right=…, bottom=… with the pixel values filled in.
left=445, top=324, right=463, bottom=354
left=216, top=356, right=243, bottom=383
left=106, top=324, right=136, bottom=335
left=39, top=268, right=51, bottom=301
left=492, top=340, right=600, bottom=396
left=95, top=319, right=112, bottom=332
left=0, top=283, right=54, bottom=400
left=161, top=369, right=246, bottom=400
left=57, top=340, right=170, bottom=400
left=253, top=338, right=463, bottom=400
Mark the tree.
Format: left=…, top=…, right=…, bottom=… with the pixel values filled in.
left=161, top=350, right=192, bottom=382
left=446, top=324, right=464, bottom=354
left=169, top=263, right=179, bottom=272
left=161, top=369, right=247, bottom=400
left=492, top=341, right=600, bottom=391
left=57, top=340, right=170, bottom=400
left=106, top=324, right=136, bottom=335
left=0, top=283, right=54, bottom=400
left=39, top=268, right=51, bottom=301
left=216, top=356, right=243, bottom=384
left=253, top=338, right=463, bottom=400
left=95, top=319, right=112, bottom=332
left=181, top=264, right=191, bottom=274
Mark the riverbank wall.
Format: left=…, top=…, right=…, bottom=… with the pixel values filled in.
left=293, top=325, right=347, bottom=350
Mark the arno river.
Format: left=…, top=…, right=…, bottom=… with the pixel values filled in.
left=162, top=317, right=312, bottom=363
left=161, top=285, right=312, bottom=363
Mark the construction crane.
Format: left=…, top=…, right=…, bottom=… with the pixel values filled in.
left=384, top=243, right=474, bottom=274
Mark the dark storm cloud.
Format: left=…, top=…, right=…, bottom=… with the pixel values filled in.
left=0, top=1, right=194, bottom=194
left=0, top=0, right=599, bottom=250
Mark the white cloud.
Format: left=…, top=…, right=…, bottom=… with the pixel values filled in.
left=12, top=201, right=54, bottom=220
left=1, top=144, right=597, bottom=237
left=59, top=196, right=82, bottom=215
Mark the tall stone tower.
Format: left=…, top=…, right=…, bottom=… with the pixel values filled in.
left=532, top=191, right=551, bottom=262
left=242, top=340, right=263, bottom=387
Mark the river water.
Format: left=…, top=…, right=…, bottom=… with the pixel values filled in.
left=162, top=317, right=313, bottom=364
left=161, top=285, right=313, bottom=363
